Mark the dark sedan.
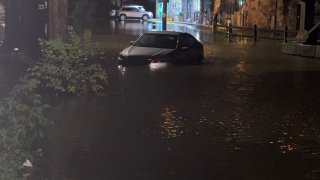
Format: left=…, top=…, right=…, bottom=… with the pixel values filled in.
left=117, top=31, right=204, bottom=65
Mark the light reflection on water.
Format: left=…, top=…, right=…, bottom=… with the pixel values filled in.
left=106, top=20, right=211, bottom=43
left=42, top=22, right=320, bottom=179
left=149, top=62, right=168, bottom=72
left=117, top=65, right=126, bottom=77
left=160, top=107, right=185, bottom=139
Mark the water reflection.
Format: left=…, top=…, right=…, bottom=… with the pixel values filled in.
left=160, top=107, right=185, bottom=139
left=149, top=62, right=168, bottom=72
left=236, top=61, right=247, bottom=73
left=117, top=65, right=126, bottom=77
left=41, top=23, right=320, bottom=179
left=0, top=18, right=4, bottom=43
left=106, top=20, right=212, bottom=43
left=109, top=20, right=153, bottom=36
left=237, top=38, right=249, bottom=45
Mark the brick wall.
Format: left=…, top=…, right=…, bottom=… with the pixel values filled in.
left=219, top=0, right=299, bottom=31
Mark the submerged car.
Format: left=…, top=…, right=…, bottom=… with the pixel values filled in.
left=117, top=31, right=204, bottom=65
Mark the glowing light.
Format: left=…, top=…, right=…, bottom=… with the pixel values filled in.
left=149, top=62, right=168, bottom=72
left=238, top=0, right=245, bottom=6
left=117, top=65, right=126, bottom=76
left=160, top=107, right=184, bottom=139
left=236, top=61, right=246, bottom=73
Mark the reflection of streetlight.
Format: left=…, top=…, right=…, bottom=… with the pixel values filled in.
left=160, top=107, right=184, bottom=139
left=117, top=65, right=126, bottom=76
left=236, top=61, right=246, bottom=73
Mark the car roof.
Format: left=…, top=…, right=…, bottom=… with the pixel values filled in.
left=144, top=31, right=184, bottom=36
left=122, top=5, right=143, bottom=8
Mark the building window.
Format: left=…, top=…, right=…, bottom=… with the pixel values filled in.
left=238, top=0, right=245, bottom=6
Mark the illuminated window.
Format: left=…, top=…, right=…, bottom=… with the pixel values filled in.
left=238, top=0, right=245, bottom=6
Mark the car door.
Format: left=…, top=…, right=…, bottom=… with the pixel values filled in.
left=120, top=7, right=130, bottom=17
left=126, top=8, right=135, bottom=18
left=132, top=7, right=141, bottom=18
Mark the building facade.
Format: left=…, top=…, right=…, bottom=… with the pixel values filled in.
left=235, top=0, right=299, bottom=31
left=214, top=0, right=300, bottom=31
left=156, top=0, right=212, bottom=23
left=155, top=0, right=320, bottom=32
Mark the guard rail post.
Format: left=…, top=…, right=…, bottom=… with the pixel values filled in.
left=254, top=24, right=257, bottom=42
left=284, top=26, right=288, bottom=43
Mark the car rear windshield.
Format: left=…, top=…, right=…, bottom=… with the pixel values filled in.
left=134, top=34, right=178, bottom=49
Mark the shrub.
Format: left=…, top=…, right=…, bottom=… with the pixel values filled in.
left=0, top=29, right=108, bottom=179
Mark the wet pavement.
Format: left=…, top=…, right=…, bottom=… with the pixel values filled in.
left=39, top=20, right=320, bottom=179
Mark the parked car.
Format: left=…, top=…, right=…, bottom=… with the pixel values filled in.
left=117, top=31, right=204, bottom=65
left=117, top=5, right=153, bottom=21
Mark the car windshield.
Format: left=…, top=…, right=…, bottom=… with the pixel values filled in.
left=134, top=34, right=178, bottom=49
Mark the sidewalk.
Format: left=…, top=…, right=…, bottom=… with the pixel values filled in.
left=148, top=18, right=320, bottom=58
left=148, top=18, right=215, bottom=30
left=148, top=18, right=297, bottom=41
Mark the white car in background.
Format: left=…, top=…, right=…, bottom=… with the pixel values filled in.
left=115, top=5, right=153, bottom=21
left=0, top=3, right=5, bottom=22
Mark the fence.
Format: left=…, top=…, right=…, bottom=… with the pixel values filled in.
left=214, top=24, right=297, bottom=42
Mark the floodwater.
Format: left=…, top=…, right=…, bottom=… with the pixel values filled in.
left=40, top=20, right=320, bottom=180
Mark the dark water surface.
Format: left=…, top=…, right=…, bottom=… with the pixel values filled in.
left=41, top=20, right=320, bottom=180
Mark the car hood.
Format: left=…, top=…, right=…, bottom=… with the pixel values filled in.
left=120, top=46, right=175, bottom=57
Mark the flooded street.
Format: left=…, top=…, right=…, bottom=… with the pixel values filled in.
left=42, top=20, right=320, bottom=180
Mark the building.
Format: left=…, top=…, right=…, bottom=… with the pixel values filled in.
left=214, top=0, right=301, bottom=31
left=155, top=0, right=320, bottom=33
left=155, top=0, right=212, bottom=23
left=236, top=0, right=299, bottom=31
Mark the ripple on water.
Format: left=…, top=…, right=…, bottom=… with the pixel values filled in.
left=160, top=107, right=186, bottom=139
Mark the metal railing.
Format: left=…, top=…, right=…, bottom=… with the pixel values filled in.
left=214, top=24, right=297, bottom=42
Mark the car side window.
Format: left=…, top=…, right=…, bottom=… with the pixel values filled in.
left=134, top=8, right=140, bottom=12
left=179, top=34, right=188, bottom=47
left=187, top=35, right=197, bottom=46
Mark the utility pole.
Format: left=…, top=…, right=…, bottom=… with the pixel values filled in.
left=212, top=0, right=215, bottom=33
left=212, top=0, right=218, bottom=33
left=273, top=0, right=278, bottom=39
left=200, top=0, right=204, bottom=24
left=48, top=0, right=68, bottom=40
left=162, top=0, right=167, bottom=31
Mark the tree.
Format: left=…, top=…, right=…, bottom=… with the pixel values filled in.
left=3, top=0, right=68, bottom=56
left=48, top=0, right=68, bottom=40
left=3, top=0, right=43, bottom=56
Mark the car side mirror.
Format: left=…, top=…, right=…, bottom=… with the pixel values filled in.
left=129, top=41, right=134, bottom=45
